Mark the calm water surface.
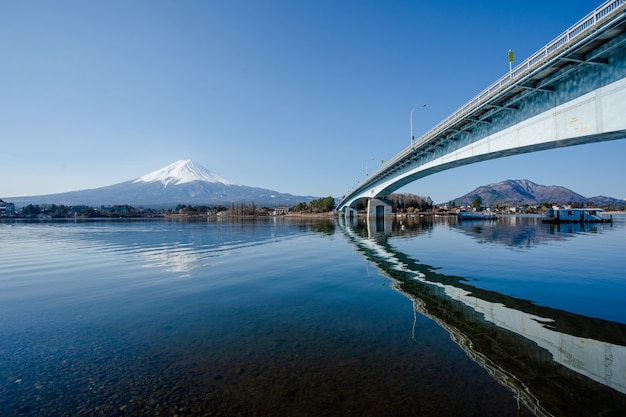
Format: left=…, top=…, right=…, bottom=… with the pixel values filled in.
left=1, top=215, right=625, bottom=416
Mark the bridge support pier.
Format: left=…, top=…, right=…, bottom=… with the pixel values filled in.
left=366, top=198, right=393, bottom=235
left=344, top=207, right=358, bottom=224
left=367, top=198, right=392, bottom=220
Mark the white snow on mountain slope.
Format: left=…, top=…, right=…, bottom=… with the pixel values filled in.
left=133, top=160, right=238, bottom=187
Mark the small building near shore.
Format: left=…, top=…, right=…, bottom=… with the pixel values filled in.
left=0, top=201, right=15, bottom=217
left=543, top=207, right=610, bottom=223
left=273, top=206, right=289, bottom=215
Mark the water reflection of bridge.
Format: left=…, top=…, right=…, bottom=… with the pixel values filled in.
left=339, top=216, right=626, bottom=417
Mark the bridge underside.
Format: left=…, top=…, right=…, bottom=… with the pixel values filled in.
left=339, top=58, right=626, bottom=211
left=337, top=9, right=626, bottom=213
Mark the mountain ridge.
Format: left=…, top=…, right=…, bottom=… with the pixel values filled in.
left=5, top=166, right=624, bottom=209
left=5, top=160, right=317, bottom=208
left=133, top=159, right=238, bottom=187
left=452, top=179, right=625, bottom=207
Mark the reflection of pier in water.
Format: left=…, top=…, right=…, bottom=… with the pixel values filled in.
left=339, top=216, right=626, bottom=417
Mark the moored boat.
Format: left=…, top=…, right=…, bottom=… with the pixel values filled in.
left=542, top=207, right=612, bottom=224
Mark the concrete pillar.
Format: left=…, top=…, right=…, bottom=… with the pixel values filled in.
left=367, top=197, right=392, bottom=231
left=347, top=207, right=356, bottom=221
left=339, top=207, right=355, bottom=218
left=365, top=198, right=392, bottom=236
left=367, top=198, right=392, bottom=219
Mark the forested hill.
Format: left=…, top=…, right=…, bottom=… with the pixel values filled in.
left=452, top=179, right=625, bottom=207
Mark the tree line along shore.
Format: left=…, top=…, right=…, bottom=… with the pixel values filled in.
left=2, top=193, right=624, bottom=219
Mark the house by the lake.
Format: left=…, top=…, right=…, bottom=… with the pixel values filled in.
left=543, top=207, right=611, bottom=223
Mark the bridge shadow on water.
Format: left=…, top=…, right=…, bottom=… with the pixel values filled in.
left=338, top=215, right=626, bottom=417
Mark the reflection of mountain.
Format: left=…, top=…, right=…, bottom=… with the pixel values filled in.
left=339, top=217, right=626, bottom=417
left=59, top=217, right=308, bottom=276
left=392, top=215, right=614, bottom=248
left=454, top=215, right=615, bottom=248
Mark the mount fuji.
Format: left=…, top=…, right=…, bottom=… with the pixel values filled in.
left=6, top=160, right=318, bottom=208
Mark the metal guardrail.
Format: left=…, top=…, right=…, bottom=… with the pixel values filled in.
left=351, top=0, right=626, bottom=197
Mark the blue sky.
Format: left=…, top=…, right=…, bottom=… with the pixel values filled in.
left=2, top=0, right=624, bottom=203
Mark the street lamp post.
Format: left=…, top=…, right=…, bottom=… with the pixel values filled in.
left=365, top=157, right=374, bottom=176
left=410, top=104, right=426, bottom=146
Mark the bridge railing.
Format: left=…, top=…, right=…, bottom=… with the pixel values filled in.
left=342, top=0, right=625, bottom=205
left=368, top=0, right=625, bottom=180
left=410, top=0, right=625, bottom=151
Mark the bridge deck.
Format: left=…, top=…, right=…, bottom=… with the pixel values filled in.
left=338, top=0, right=626, bottom=211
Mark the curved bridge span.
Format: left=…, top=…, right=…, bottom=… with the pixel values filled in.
left=338, top=0, right=626, bottom=213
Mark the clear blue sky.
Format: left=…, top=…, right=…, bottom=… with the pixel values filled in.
left=2, top=0, right=624, bottom=203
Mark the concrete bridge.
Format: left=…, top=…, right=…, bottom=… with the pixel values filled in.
left=337, top=0, right=626, bottom=217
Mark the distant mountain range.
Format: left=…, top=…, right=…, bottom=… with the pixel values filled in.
left=5, top=165, right=624, bottom=209
left=452, top=179, right=625, bottom=207
left=5, top=160, right=318, bottom=208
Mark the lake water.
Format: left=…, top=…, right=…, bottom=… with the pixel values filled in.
left=1, top=215, right=625, bottom=416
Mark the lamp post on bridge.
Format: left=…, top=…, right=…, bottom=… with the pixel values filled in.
left=410, top=104, right=426, bottom=146
left=366, top=157, right=374, bottom=177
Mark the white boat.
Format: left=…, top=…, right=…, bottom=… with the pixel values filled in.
left=543, top=207, right=611, bottom=223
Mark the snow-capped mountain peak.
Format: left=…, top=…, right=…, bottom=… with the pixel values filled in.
left=133, top=160, right=238, bottom=187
